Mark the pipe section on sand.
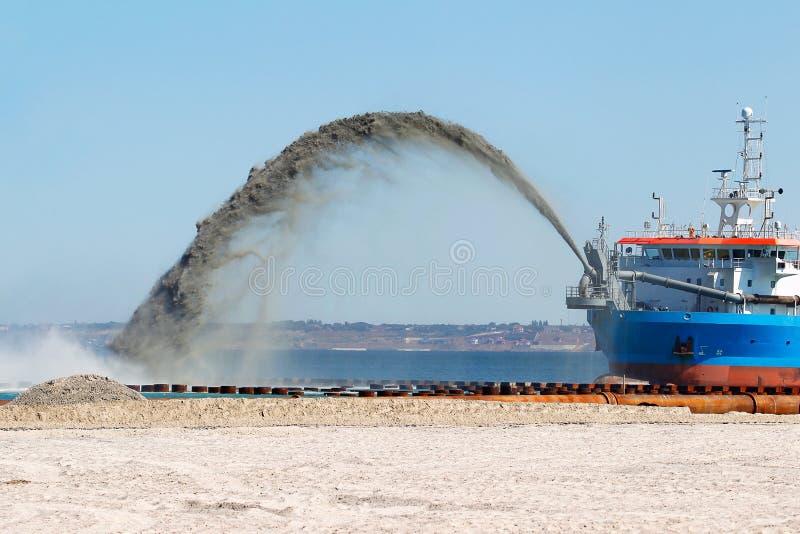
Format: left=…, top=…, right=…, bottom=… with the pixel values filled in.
left=452, top=393, right=800, bottom=414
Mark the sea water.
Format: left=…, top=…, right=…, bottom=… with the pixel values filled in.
left=0, top=350, right=608, bottom=399
left=165, top=348, right=608, bottom=385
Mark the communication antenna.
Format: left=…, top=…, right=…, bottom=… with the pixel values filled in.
left=651, top=192, right=665, bottom=237
left=762, top=96, right=769, bottom=183
left=700, top=171, right=710, bottom=228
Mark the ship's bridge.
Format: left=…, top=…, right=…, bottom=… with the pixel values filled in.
left=613, top=236, right=800, bottom=314
left=617, top=237, right=800, bottom=269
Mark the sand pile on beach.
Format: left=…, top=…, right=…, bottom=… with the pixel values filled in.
left=9, top=374, right=145, bottom=406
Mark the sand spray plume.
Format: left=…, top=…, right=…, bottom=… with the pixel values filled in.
left=110, top=112, right=588, bottom=376
left=0, top=329, right=147, bottom=386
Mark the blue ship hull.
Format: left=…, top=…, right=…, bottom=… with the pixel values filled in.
left=588, top=309, right=800, bottom=386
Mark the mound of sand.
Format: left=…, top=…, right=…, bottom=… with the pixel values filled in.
left=9, top=374, right=145, bottom=406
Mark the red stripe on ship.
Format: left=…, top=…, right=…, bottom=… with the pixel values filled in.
left=609, top=362, right=800, bottom=388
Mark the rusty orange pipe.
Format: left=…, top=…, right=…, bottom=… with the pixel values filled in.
left=611, top=393, right=800, bottom=414
left=454, top=394, right=612, bottom=404
left=456, top=393, right=800, bottom=414
left=745, top=393, right=800, bottom=415
left=611, top=394, right=754, bottom=414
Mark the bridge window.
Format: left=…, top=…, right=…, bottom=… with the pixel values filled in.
left=733, top=249, right=745, bottom=259
left=703, top=249, right=714, bottom=260
left=717, top=249, right=731, bottom=260
left=673, top=248, right=689, bottom=260
left=748, top=249, right=763, bottom=258
left=661, top=248, right=673, bottom=259
left=689, top=248, right=700, bottom=260
left=644, top=248, right=661, bottom=260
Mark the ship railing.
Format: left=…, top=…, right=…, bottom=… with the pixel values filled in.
left=711, top=188, right=766, bottom=201
left=565, top=286, right=608, bottom=299
left=618, top=256, right=746, bottom=269
left=608, top=280, right=631, bottom=310
left=624, top=227, right=800, bottom=240
left=618, top=256, right=645, bottom=268
left=778, top=260, right=800, bottom=270
left=624, top=224, right=698, bottom=238
left=707, top=258, right=745, bottom=269
left=565, top=282, right=631, bottom=310
left=591, top=237, right=609, bottom=256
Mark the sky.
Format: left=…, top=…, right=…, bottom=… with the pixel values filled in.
left=1, top=0, right=799, bottom=325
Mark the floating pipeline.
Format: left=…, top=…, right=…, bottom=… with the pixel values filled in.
left=96, top=382, right=800, bottom=415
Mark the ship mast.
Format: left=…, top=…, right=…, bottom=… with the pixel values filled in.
left=711, top=107, right=770, bottom=237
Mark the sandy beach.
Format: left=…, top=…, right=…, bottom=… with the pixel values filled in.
left=1, top=399, right=800, bottom=531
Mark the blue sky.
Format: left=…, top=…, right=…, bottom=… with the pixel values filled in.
left=2, top=1, right=799, bottom=324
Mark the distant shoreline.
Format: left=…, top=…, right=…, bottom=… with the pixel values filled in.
left=1, top=321, right=596, bottom=353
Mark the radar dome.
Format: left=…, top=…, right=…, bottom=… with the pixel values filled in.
left=741, top=106, right=754, bottom=119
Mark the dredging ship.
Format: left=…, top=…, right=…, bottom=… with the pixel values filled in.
left=567, top=107, right=800, bottom=387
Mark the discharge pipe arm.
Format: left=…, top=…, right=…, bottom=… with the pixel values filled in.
left=617, top=270, right=744, bottom=304
left=617, top=270, right=800, bottom=305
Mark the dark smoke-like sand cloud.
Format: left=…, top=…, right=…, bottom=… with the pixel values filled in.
left=110, top=112, right=586, bottom=366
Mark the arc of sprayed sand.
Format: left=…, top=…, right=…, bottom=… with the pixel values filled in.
left=111, top=111, right=588, bottom=361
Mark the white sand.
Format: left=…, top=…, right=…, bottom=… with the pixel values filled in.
left=2, top=399, right=800, bottom=531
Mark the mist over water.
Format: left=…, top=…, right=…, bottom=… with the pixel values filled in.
left=111, top=112, right=585, bottom=381
left=0, top=330, right=147, bottom=387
